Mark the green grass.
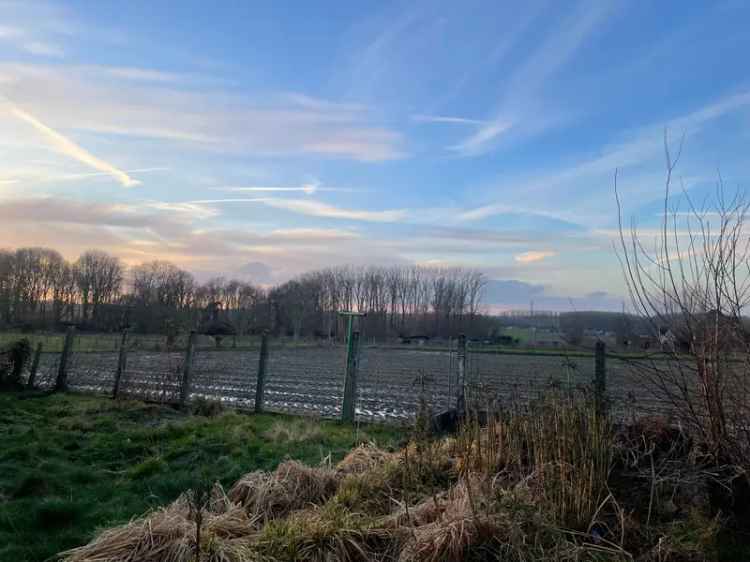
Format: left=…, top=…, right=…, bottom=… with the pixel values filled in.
left=0, top=331, right=343, bottom=353
left=0, top=332, right=265, bottom=353
left=0, top=392, right=404, bottom=562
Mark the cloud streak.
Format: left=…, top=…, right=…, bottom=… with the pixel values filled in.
left=7, top=104, right=140, bottom=187
left=188, top=197, right=409, bottom=223
left=220, top=185, right=319, bottom=194
left=215, top=182, right=359, bottom=195
left=514, top=250, right=557, bottom=263
left=22, top=40, right=64, bottom=58
left=0, top=63, right=405, bottom=162
left=461, top=89, right=750, bottom=223
left=411, top=114, right=484, bottom=125
left=453, top=0, right=615, bottom=156
left=2, top=167, right=168, bottom=186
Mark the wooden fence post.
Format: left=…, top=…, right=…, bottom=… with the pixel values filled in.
left=112, top=330, right=128, bottom=399
left=254, top=332, right=269, bottom=413
left=341, top=330, right=361, bottom=423
left=456, top=334, right=467, bottom=416
left=55, top=327, right=75, bottom=392
left=594, top=340, right=607, bottom=414
left=180, top=331, right=196, bottom=409
left=26, top=342, right=43, bottom=389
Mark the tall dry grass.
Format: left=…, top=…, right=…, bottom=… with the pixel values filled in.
left=455, top=391, right=613, bottom=530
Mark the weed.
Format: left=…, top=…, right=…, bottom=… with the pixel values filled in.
left=263, top=418, right=323, bottom=443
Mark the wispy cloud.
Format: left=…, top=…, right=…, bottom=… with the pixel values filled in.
left=259, top=198, right=408, bottom=222
left=214, top=182, right=359, bottom=195
left=7, top=103, right=141, bottom=187
left=267, top=228, right=361, bottom=241
left=0, top=26, right=22, bottom=39
left=453, top=0, right=616, bottom=156
left=457, top=203, right=579, bottom=225
left=144, top=201, right=219, bottom=220
left=0, top=63, right=405, bottom=161
left=411, top=114, right=484, bottom=125
left=2, top=167, right=168, bottom=186
left=514, top=250, right=557, bottom=263
left=0, top=22, right=65, bottom=58
left=187, top=197, right=409, bottom=223
left=217, top=185, right=320, bottom=194
left=462, top=89, right=750, bottom=223
left=451, top=121, right=513, bottom=154
left=103, top=67, right=181, bottom=82
left=22, top=41, right=64, bottom=58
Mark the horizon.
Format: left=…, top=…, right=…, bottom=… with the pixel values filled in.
left=2, top=1, right=749, bottom=312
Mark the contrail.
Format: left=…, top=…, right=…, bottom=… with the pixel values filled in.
left=8, top=104, right=141, bottom=187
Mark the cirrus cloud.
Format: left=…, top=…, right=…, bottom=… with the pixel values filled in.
left=514, top=250, right=557, bottom=263
left=6, top=103, right=140, bottom=187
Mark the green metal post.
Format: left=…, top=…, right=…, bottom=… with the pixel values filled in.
left=342, top=329, right=360, bottom=422
left=339, top=311, right=366, bottom=423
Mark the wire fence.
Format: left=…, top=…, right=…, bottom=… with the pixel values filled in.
left=19, top=330, right=673, bottom=423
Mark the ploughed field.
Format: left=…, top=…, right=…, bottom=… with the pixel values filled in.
left=30, top=344, right=669, bottom=421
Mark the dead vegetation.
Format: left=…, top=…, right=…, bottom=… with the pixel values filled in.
left=62, top=490, right=259, bottom=562
left=60, top=392, right=747, bottom=562
left=227, top=461, right=339, bottom=523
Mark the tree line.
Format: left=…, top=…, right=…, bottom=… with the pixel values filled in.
left=0, top=246, right=494, bottom=339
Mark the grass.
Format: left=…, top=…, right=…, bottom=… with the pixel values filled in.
left=0, top=332, right=264, bottom=353
left=0, top=331, right=348, bottom=353
left=0, top=392, right=404, bottom=562
left=31, top=390, right=750, bottom=562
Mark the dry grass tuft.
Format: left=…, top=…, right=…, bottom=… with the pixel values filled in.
left=228, top=460, right=339, bottom=522
left=254, top=502, right=399, bottom=562
left=396, top=479, right=495, bottom=562
left=381, top=492, right=447, bottom=529
left=61, top=494, right=258, bottom=562
left=336, top=442, right=397, bottom=475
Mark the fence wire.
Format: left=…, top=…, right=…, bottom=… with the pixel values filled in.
left=357, top=344, right=456, bottom=422
left=263, top=344, right=346, bottom=417
left=14, top=332, right=686, bottom=423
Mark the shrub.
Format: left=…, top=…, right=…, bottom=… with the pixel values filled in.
left=0, top=338, right=31, bottom=388
left=191, top=397, right=224, bottom=417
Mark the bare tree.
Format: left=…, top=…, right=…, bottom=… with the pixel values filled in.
left=616, top=132, right=750, bottom=461
left=75, top=250, right=123, bottom=322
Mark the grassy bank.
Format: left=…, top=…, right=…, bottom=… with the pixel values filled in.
left=0, top=393, right=403, bottom=562
left=56, top=393, right=750, bottom=562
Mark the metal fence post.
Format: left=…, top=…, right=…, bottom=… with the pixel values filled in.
left=27, top=342, right=43, bottom=389
left=112, top=329, right=128, bottom=399
left=456, top=334, right=467, bottom=416
left=341, top=330, right=361, bottom=423
left=254, top=332, right=269, bottom=413
left=594, top=340, right=607, bottom=414
left=55, top=327, right=75, bottom=392
left=180, top=331, right=196, bottom=409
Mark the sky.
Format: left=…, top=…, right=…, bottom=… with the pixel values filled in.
left=1, top=0, right=749, bottom=312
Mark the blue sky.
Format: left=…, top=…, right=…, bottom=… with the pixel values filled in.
left=1, top=0, right=749, bottom=310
